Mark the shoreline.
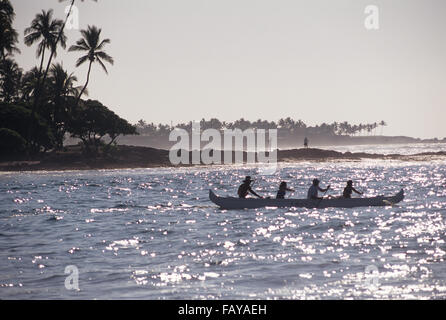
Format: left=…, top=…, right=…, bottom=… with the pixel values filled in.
left=1, top=145, right=445, bottom=172
left=111, top=133, right=446, bottom=150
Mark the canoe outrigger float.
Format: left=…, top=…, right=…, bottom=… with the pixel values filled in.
left=209, top=189, right=404, bottom=210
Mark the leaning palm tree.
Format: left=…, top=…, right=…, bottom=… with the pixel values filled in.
left=37, top=0, right=97, bottom=95
left=24, top=10, right=68, bottom=147
left=30, top=1, right=96, bottom=114
left=69, top=25, right=113, bottom=104
left=24, top=10, right=66, bottom=77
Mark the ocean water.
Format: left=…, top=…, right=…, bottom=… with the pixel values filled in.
left=320, top=143, right=446, bottom=156
left=0, top=151, right=445, bottom=299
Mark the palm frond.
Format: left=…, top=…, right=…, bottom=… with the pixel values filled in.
left=96, top=38, right=110, bottom=50
left=96, top=58, right=109, bottom=74
left=70, top=38, right=89, bottom=51
left=69, top=43, right=89, bottom=52
left=75, top=55, right=89, bottom=67
left=24, top=31, right=41, bottom=46
left=95, top=51, right=114, bottom=65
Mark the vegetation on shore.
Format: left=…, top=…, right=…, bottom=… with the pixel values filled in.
left=1, top=144, right=445, bottom=172
left=135, top=118, right=388, bottom=138
left=0, top=0, right=137, bottom=157
left=129, top=118, right=444, bottom=150
left=130, top=118, right=395, bottom=149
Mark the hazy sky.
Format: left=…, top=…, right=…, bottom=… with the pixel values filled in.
left=11, top=0, right=446, bottom=138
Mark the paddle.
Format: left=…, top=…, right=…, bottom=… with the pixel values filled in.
left=382, top=199, right=398, bottom=207
left=286, top=186, right=296, bottom=199
left=316, top=186, right=330, bottom=208
left=249, top=179, right=263, bottom=199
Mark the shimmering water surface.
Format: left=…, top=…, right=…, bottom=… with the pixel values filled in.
left=1, top=152, right=445, bottom=299
left=321, top=143, right=446, bottom=156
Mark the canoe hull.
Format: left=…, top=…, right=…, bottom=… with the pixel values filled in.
left=209, top=189, right=404, bottom=210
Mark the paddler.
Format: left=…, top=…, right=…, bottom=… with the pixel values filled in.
left=238, top=176, right=262, bottom=199
left=343, top=180, right=363, bottom=198
left=307, top=179, right=330, bottom=200
left=276, top=181, right=294, bottom=199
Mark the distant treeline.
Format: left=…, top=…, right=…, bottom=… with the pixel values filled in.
left=135, top=118, right=388, bottom=137
left=0, top=0, right=137, bottom=156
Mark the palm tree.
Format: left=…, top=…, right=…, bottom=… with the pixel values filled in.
left=0, top=0, right=14, bottom=21
left=48, top=63, right=83, bottom=149
left=20, top=67, right=41, bottom=102
left=48, top=62, right=84, bottom=111
left=0, top=23, right=19, bottom=61
left=24, top=10, right=66, bottom=79
left=0, top=0, right=20, bottom=61
left=379, top=120, right=387, bottom=135
left=27, top=0, right=97, bottom=145
left=136, top=119, right=147, bottom=129
left=69, top=25, right=113, bottom=105
left=0, top=58, right=22, bottom=102
left=37, top=0, right=97, bottom=91
left=24, top=9, right=67, bottom=147
left=367, top=124, right=373, bottom=136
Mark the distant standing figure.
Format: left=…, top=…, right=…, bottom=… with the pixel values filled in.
left=304, top=137, right=309, bottom=148
left=307, top=179, right=330, bottom=200
left=343, top=180, right=363, bottom=198
left=238, top=176, right=262, bottom=199
left=276, top=181, right=295, bottom=199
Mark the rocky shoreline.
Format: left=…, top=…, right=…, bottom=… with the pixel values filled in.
left=1, top=145, right=445, bottom=172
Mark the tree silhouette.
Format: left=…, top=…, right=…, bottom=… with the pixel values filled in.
left=134, top=117, right=389, bottom=142
left=24, top=10, right=66, bottom=79
left=0, top=0, right=137, bottom=155
left=67, top=100, right=137, bottom=153
left=20, top=67, right=42, bottom=102
left=379, top=120, right=387, bottom=135
left=24, top=9, right=67, bottom=145
left=35, top=0, right=97, bottom=103
left=69, top=25, right=113, bottom=105
left=0, top=58, right=21, bottom=102
left=0, top=0, right=20, bottom=62
left=48, top=62, right=83, bottom=105
left=47, top=62, right=84, bottom=148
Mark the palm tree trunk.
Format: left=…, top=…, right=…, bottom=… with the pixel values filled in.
left=33, top=47, right=46, bottom=100
left=76, top=60, right=92, bottom=105
left=38, top=47, right=46, bottom=76
left=32, top=0, right=75, bottom=111
left=27, top=0, right=76, bottom=151
left=42, top=0, right=75, bottom=79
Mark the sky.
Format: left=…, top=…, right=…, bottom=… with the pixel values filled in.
left=11, top=0, right=446, bottom=139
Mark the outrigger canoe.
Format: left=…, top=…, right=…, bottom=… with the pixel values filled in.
left=209, top=189, right=404, bottom=210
